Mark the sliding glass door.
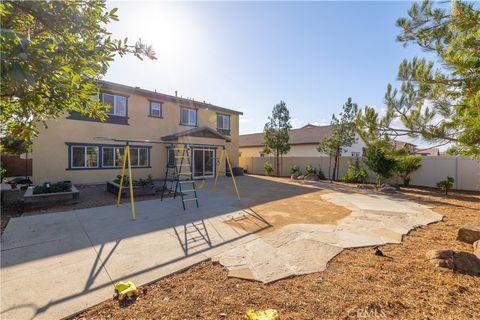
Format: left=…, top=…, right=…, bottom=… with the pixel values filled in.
left=192, top=148, right=215, bottom=178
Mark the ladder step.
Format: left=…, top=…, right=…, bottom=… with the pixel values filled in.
left=175, top=156, right=190, bottom=158
left=174, top=148, right=189, bottom=151
left=182, top=198, right=198, bottom=202
left=181, top=189, right=195, bottom=192
left=178, top=172, right=192, bottom=175
left=176, top=164, right=191, bottom=167
left=179, top=180, right=194, bottom=183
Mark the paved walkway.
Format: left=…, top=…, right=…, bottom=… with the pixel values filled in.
left=1, top=180, right=267, bottom=320
left=214, top=192, right=443, bottom=283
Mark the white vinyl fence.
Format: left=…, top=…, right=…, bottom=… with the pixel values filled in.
left=239, top=156, right=480, bottom=191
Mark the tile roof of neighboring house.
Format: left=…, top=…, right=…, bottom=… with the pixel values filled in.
left=239, top=124, right=333, bottom=147
left=98, top=80, right=243, bottom=115
left=414, top=147, right=440, bottom=156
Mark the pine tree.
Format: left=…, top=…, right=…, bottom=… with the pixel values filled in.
left=263, top=101, right=292, bottom=176
left=356, top=0, right=480, bottom=158
left=317, top=98, right=358, bottom=180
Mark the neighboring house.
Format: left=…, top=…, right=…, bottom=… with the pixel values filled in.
left=32, top=80, right=242, bottom=184
left=239, top=123, right=439, bottom=159
left=391, top=141, right=417, bottom=155
left=414, top=147, right=440, bottom=156
left=392, top=141, right=440, bottom=156
left=239, top=124, right=366, bottom=158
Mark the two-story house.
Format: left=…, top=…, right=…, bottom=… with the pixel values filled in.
left=239, top=124, right=366, bottom=158
left=32, top=80, right=242, bottom=184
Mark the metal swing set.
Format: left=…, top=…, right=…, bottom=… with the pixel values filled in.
left=96, top=137, right=241, bottom=221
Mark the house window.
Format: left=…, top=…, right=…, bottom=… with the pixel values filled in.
left=102, top=147, right=124, bottom=167
left=217, top=114, right=230, bottom=135
left=71, top=146, right=99, bottom=168
left=103, top=146, right=149, bottom=167
left=130, top=148, right=149, bottom=167
left=102, top=93, right=127, bottom=117
left=150, top=101, right=162, bottom=118
left=351, top=152, right=360, bottom=157
left=180, top=107, right=197, bottom=126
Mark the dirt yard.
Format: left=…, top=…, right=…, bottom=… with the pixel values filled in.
left=72, top=180, right=480, bottom=320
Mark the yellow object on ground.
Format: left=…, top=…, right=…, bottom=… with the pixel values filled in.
left=245, top=308, right=279, bottom=320
left=114, top=281, right=138, bottom=301
left=194, top=179, right=205, bottom=189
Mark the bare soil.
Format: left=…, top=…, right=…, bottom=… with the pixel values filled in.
left=72, top=184, right=480, bottom=320
left=227, top=189, right=349, bottom=235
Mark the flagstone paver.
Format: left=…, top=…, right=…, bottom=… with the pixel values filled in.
left=214, top=192, right=443, bottom=283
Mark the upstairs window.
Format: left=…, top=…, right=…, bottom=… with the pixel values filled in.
left=180, top=107, right=197, bottom=126
left=217, top=114, right=230, bottom=135
left=102, top=93, right=127, bottom=117
left=150, top=101, right=162, bottom=118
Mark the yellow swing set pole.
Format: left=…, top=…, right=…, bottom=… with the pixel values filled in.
left=212, top=148, right=240, bottom=200
left=224, top=149, right=240, bottom=200
left=212, top=149, right=224, bottom=192
left=116, top=144, right=136, bottom=221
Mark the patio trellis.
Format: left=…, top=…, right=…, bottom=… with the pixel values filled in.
left=95, top=137, right=240, bottom=221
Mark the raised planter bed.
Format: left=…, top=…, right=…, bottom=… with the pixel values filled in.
left=107, top=181, right=156, bottom=198
left=23, top=185, right=80, bottom=209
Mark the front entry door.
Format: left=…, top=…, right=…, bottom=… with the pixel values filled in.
left=192, top=148, right=215, bottom=178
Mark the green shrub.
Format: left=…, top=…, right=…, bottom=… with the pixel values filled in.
left=363, top=142, right=397, bottom=186
left=317, top=167, right=326, bottom=180
left=33, top=182, right=72, bottom=194
left=290, top=165, right=300, bottom=174
left=394, top=155, right=422, bottom=186
left=437, top=176, right=454, bottom=195
left=264, top=161, right=273, bottom=176
left=340, top=160, right=368, bottom=183
left=0, top=166, right=6, bottom=182
left=138, top=174, right=154, bottom=186
left=113, top=175, right=130, bottom=186
left=305, top=165, right=317, bottom=175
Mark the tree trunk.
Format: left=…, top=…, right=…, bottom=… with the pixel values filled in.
left=328, top=155, right=332, bottom=181
left=276, top=149, right=279, bottom=177
left=335, top=153, right=341, bottom=180
left=332, top=151, right=341, bottom=181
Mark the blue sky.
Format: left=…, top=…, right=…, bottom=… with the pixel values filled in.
left=104, top=1, right=431, bottom=137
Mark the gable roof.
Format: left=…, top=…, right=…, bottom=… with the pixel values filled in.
left=98, top=80, right=243, bottom=115
left=239, top=124, right=333, bottom=147
left=161, top=126, right=231, bottom=142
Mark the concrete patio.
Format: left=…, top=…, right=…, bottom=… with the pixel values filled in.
left=0, top=176, right=442, bottom=319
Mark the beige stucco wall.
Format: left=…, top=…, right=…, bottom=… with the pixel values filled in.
left=32, top=87, right=239, bottom=184
left=239, top=156, right=480, bottom=191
